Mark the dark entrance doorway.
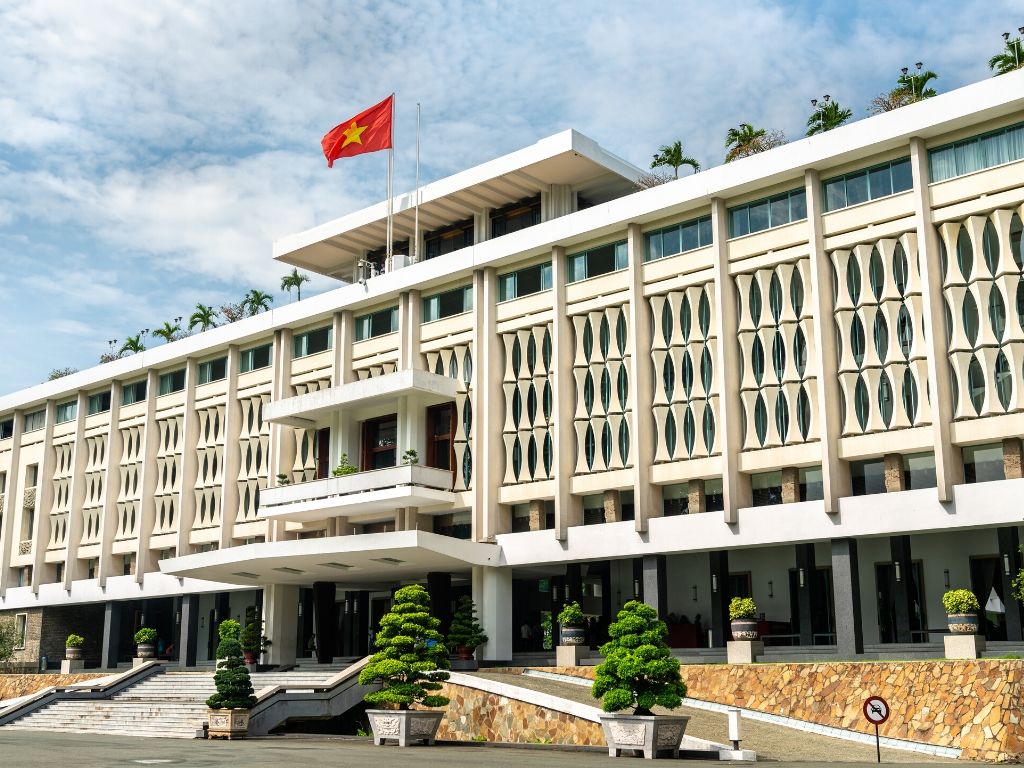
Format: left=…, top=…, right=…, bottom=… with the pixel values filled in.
left=970, top=556, right=1007, bottom=641
left=875, top=561, right=927, bottom=643
left=788, top=566, right=835, bottom=644
left=361, top=415, right=397, bottom=470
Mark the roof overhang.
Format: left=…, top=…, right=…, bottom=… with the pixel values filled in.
left=158, top=530, right=500, bottom=587
left=272, top=129, right=643, bottom=277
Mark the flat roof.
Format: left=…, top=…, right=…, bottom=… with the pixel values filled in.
left=272, top=129, right=645, bottom=277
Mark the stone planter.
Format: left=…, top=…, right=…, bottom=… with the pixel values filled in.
left=207, top=708, right=250, bottom=739
left=454, top=644, right=474, bottom=661
left=730, top=618, right=759, bottom=641
left=947, top=612, right=979, bottom=635
left=366, top=708, right=444, bottom=747
left=559, top=625, right=586, bottom=646
left=136, top=643, right=156, bottom=659
left=65, top=646, right=83, bottom=661
left=242, top=649, right=257, bottom=665
left=599, top=714, right=690, bottom=759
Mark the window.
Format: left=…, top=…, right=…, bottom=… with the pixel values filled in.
left=361, top=415, right=397, bottom=470
left=751, top=470, right=783, bottom=506
left=354, top=309, right=397, bottom=341
left=422, top=285, right=473, bottom=322
left=23, top=410, right=45, bottom=432
left=851, top=458, right=886, bottom=496
left=240, top=343, right=272, bottom=373
left=293, top=326, right=333, bottom=357
left=498, top=262, right=552, bottom=301
left=491, top=196, right=541, bottom=238
left=434, top=511, right=472, bottom=539
left=364, top=240, right=409, bottom=276
left=582, top=494, right=605, bottom=526
left=121, top=380, right=147, bottom=406
left=963, top=443, right=1005, bottom=484
left=87, top=391, right=111, bottom=415
left=425, top=219, right=473, bottom=259
left=728, top=188, right=807, bottom=237
left=55, top=400, right=77, bottom=424
left=929, top=121, right=1024, bottom=182
left=158, top=368, right=186, bottom=396
left=426, top=403, right=454, bottom=470
left=0, top=419, right=12, bottom=440
left=197, top=357, right=227, bottom=385
left=644, top=216, right=712, bottom=261
left=662, top=483, right=689, bottom=516
left=26, top=464, right=39, bottom=487
left=822, top=158, right=913, bottom=212
left=799, top=467, right=824, bottom=501
left=567, top=240, right=628, bottom=283
left=14, top=613, right=27, bottom=648
left=903, top=452, right=936, bottom=490
left=0, top=471, right=7, bottom=493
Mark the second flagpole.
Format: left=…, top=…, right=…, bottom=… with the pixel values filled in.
left=386, top=93, right=395, bottom=269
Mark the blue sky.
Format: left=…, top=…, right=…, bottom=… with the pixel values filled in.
left=0, top=0, right=1017, bottom=394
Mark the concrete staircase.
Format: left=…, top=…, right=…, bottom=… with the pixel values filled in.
left=3, top=666, right=347, bottom=739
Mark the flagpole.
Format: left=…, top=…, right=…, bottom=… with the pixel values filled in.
left=386, top=93, right=395, bottom=270
left=414, top=102, right=421, bottom=263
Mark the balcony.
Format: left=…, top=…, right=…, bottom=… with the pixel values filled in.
left=259, top=464, right=456, bottom=523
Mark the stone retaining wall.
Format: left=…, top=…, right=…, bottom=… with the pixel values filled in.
left=531, top=661, right=1024, bottom=761
left=0, top=673, right=108, bottom=701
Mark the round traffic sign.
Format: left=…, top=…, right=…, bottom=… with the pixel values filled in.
left=863, top=695, right=890, bottom=725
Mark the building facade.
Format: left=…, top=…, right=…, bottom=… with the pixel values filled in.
left=3, top=73, right=1024, bottom=668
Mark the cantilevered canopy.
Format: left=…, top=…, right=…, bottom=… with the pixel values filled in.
left=159, top=530, right=499, bottom=587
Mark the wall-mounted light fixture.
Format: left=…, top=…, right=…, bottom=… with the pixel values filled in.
left=297, top=601, right=303, bottom=617
left=894, top=561, right=902, bottom=583
left=633, top=579, right=641, bottom=599
left=692, top=585, right=698, bottom=602
left=768, top=580, right=774, bottom=598
left=712, top=574, right=718, bottom=593
left=1004, top=554, right=1012, bottom=576
left=552, top=585, right=560, bottom=602
left=943, top=569, right=950, bottom=590
left=175, top=611, right=181, bottom=625
left=798, top=569, right=805, bottom=588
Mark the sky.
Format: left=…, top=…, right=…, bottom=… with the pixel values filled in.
left=0, top=0, right=1017, bottom=395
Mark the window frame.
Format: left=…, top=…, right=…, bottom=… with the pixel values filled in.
left=87, top=391, right=112, bottom=415
left=23, top=409, right=45, bottom=433
left=55, top=400, right=77, bottom=424
left=239, top=342, right=273, bottom=373
left=644, top=215, right=713, bottom=262
left=728, top=187, right=807, bottom=238
left=821, top=157, right=913, bottom=212
left=566, top=239, right=628, bottom=284
left=121, top=379, right=148, bottom=406
left=196, top=356, right=228, bottom=386
left=293, top=326, right=333, bottom=358
left=422, top=284, right=473, bottom=323
left=497, top=261, right=552, bottom=302
left=158, top=368, right=186, bottom=396
left=0, top=419, right=12, bottom=440
left=354, top=308, right=398, bottom=342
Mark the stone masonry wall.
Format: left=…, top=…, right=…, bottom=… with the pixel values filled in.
left=534, top=661, right=1024, bottom=762
left=0, top=673, right=107, bottom=701
left=0, top=608, right=43, bottom=666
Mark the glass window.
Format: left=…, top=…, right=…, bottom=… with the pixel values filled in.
left=425, top=218, right=473, bottom=260
left=87, top=391, right=111, bottom=415
left=963, top=443, right=1005, bottom=484
left=643, top=216, right=712, bottom=261
left=121, top=380, right=147, bottom=406
left=354, top=309, right=397, bottom=342
left=240, top=343, right=272, bottom=373
left=728, top=187, right=806, bottom=237
left=867, top=165, right=892, bottom=199
left=824, top=178, right=846, bottom=210
left=851, top=458, right=886, bottom=495
left=158, top=368, right=186, bottom=396
left=490, top=196, right=541, bottom=238
left=822, top=158, right=913, bottom=212
left=55, top=400, right=77, bottom=424
left=799, top=467, right=824, bottom=501
left=845, top=171, right=869, bottom=206
left=23, top=410, right=45, bottom=432
left=929, top=121, right=1024, bottom=182
left=903, top=452, right=936, bottom=489
left=197, top=357, right=227, bottom=385
left=293, top=325, right=334, bottom=356
left=566, top=240, right=627, bottom=283
left=422, top=285, right=473, bottom=322
left=498, top=262, right=552, bottom=301
left=751, top=470, right=782, bottom=506
left=0, top=419, right=12, bottom=440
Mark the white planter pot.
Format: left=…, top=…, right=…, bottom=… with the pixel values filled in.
left=366, top=709, right=444, bottom=747
left=600, top=714, right=690, bottom=759
left=207, top=708, right=250, bottom=740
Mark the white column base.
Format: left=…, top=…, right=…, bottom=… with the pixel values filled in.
left=475, top=566, right=513, bottom=662
left=60, top=659, right=84, bottom=674
left=556, top=644, right=586, bottom=667
left=726, top=640, right=764, bottom=664
left=263, top=583, right=299, bottom=666
left=944, top=633, right=985, bottom=660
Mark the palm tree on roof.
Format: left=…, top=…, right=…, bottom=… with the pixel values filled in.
left=989, top=34, right=1024, bottom=75
left=725, top=123, right=786, bottom=163
left=650, top=141, right=700, bottom=179
left=896, top=66, right=938, bottom=101
left=243, top=289, right=273, bottom=317
left=152, top=320, right=181, bottom=344
left=806, top=98, right=853, bottom=136
left=189, top=303, right=219, bottom=332
left=119, top=334, right=146, bottom=355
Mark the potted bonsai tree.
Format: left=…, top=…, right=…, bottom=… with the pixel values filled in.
left=558, top=600, right=586, bottom=646
left=729, top=597, right=759, bottom=640
left=943, top=589, right=981, bottom=634
left=592, top=600, right=689, bottom=759
left=358, top=584, right=451, bottom=747
left=65, top=633, right=85, bottom=661
left=447, top=595, right=488, bottom=670
left=206, top=618, right=256, bottom=739
left=332, top=454, right=357, bottom=477
left=239, top=619, right=271, bottom=666
left=134, top=627, right=158, bottom=659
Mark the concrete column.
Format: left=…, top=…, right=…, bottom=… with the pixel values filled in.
left=603, top=490, right=622, bottom=523
left=97, top=382, right=122, bottom=585
left=626, top=222, right=660, bottom=533
left=178, top=593, right=200, bottom=668
left=474, top=267, right=504, bottom=541
left=565, top=563, right=583, bottom=605
left=332, top=310, right=355, bottom=385
left=883, top=453, right=905, bottom=492
left=263, top=583, right=299, bottom=666
left=641, top=555, right=667, bottom=618
left=890, top=535, right=914, bottom=643
left=267, top=329, right=294, bottom=543
left=30, top=400, right=57, bottom=592
left=427, top=571, right=452, bottom=638
left=781, top=467, right=801, bottom=504
left=910, top=137, right=962, bottom=501
left=687, top=479, right=706, bottom=514
left=998, top=527, right=1023, bottom=641
left=62, top=392, right=89, bottom=586
left=217, top=346, right=241, bottom=551
left=474, top=565, right=513, bottom=663
left=312, top=581, right=337, bottom=663
left=0, top=408, right=23, bottom=594
left=1003, top=438, right=1023, bottom=479
left=710, top=198, right=750, bottom=521
left=795, top=544, right=816, bottom=645
left=551, top=245, right=582, bottom=538
left=356, top=590, right=370, bottom=657
left=528, top=499, right=545, bottom=531
left=831, top=538, right=864, bottom=657
left=101, top=600, right=122, bottom=669
left=174, top=360, right=199, bottom=556
left=399, top=290, right=421, bottom=371
left=709, top=550, right=730, bottom=647
left=135, top=370, right=161, bottom=580
left=804, top=168, right=850, bottom=513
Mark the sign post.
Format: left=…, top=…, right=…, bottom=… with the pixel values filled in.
left=862, top=695, right=890, bottom=763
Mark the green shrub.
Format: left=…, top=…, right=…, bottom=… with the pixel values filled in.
left=401, top=449, right=419, bottom=465
left=206, top=632, right=257, bottom=710
left=558, top=601, right=585, bottom=626
left=358, top=584, right=450, bottom=710
left=332, top=454, right=357, bottom=477
left=133, top=627, right=157, bottom=645
left=218, top=619, right=241, bottom=641
left=592, top=600, right=686, bottom=715
left=728, top=597, right=757, bottom=621
left=240, top=620, right=270, bottom=654
left=447, top=596, right=488, bottom=650
left=942, top=589, right=980, bottom=614
left=65, top=633, right=85, bottom=648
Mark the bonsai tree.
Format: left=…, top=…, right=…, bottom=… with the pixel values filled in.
left=447, top=596, right=488, bottom=652
left=133, top=627, right=157, bottom=645
left=240, top=619, right=271, bottom=658
left=729, top=597, right=757, bottom=621
left=592, top=600, right=687, bottom=714
left=358, top=584, right=451, bottom=710
left=206, top=619, right=256, bottom=710
left=558, top=601, right=585, bottom=627
left=942, top=589, right=980, bottom=615
left=65, top=633, right=85, bottom=648
left=401, top=448, right=419, bottom=465
left=332, top=453, right=357, bottom=477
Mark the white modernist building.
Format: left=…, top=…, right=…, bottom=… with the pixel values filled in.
left=3, top=72, right=1024, bottom=667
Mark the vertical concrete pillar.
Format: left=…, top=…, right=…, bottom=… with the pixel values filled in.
left=0, top=408, right=23, bottom=593
left=174, top=361, right=200, bottom=556
left=30, top=400, right=57, bottom=592
left=312, top=581, right=337, bottom=664
left=687, top=479, right=706, bottom=514
left=998, top=527, right=1023, bottom=641
left=178, top=593, right=200, bottom=669
left=62, top=392, right=89, bottom=586
left=473, top=267, right=504, bottom=541
left=1003, top=438, right=1023, bottom=479
left=399, top=290, right=421, bottom=372
left=831, top=538, right=864, bottom=657
left=565, top=563, right=583, bottom=604
left=355, top=591, right=370, bottom=657
left=781, top=467, right=801, bottom=504
left=528, top=499, right=545, bottom=531
left=641, top=555, right=668, bottom=619
left=217, top=346, right=241, bottom=552
left=603, top=490, right=622, bottom=523
left=474, top=566, right=513, bottom=663
left=267, top=329, right=294, bottom=543
left=890, top=535, right=915, bottom=643
left=101, top=600, right=122, bottom=669
left=427, top=571, right=453, bottom=637
left=709, top=550, right=730, bottom=647
left=795, top=544, right=816, bottom=645
left=883, top=453, right=906, bottom=492
left=551, top=246, right=582, bottom=538
left=263, top=583, right=299, bottom=666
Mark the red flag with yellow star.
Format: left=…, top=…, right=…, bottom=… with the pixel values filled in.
left=321, top=95, right=393, bottom=167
